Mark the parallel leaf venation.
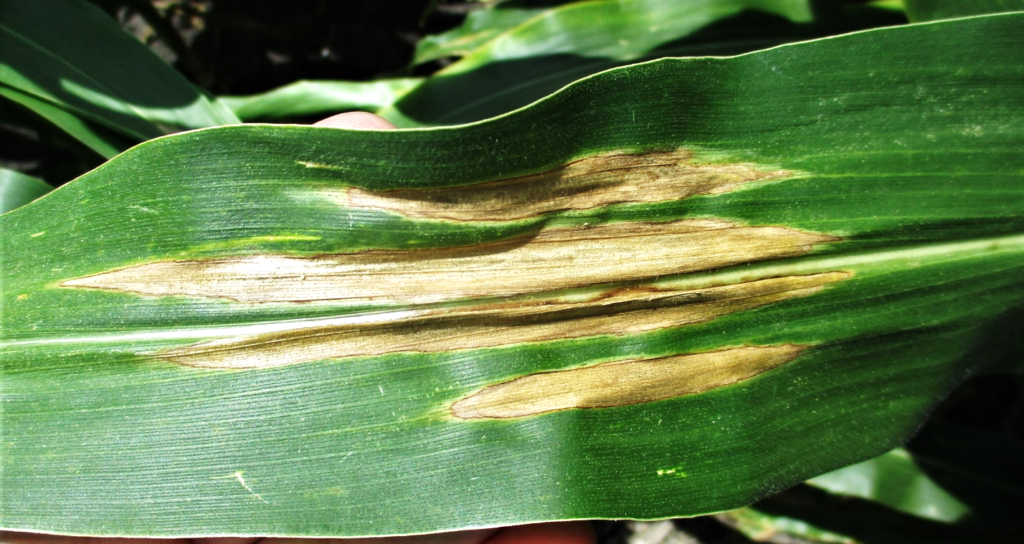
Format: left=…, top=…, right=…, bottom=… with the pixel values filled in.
left=333, top=149, right=794, bottom=222
left=451, top=345, right=807, bottom=419
left=61, top=220, right=839, bottom=304
left=156, top=273, right=847, bottom=369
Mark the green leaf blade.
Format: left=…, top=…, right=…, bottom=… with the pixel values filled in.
left=904, top=0, right=1024, bottom=22
left=0, top=0, right=239, bottom=141
left=0, top=168, right=53, bottom=214
left=219, top=79, right=425, bottom=122
left=2, top=12, right=1023, bottom=537
left=0, top=84, right=134, bottom=159
left=385, top=0, right=905, bottom=127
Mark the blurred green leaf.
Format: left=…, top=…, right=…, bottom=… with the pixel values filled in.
left=386, top=0, right=906, bottom=126
left=0, top=93, right=107, bottom=184
left=724, top=406, right=1024, bottom=542
left=907, top=422, right=1024, bottom=522
left=730, top=485, right=987, bottom=544
left=904, top=0, right=1024, bottom=21
left=723, top=505, right=863, bottom=543
left=413, top=3, right=552, bottom=64
left=0, top=0, right=239, bottom=142
left=0, top=167, right=53, bottom=214
left=220, top=79, right=425, bottom=122
left=868, top=0, right=907, bottom=10
left=808, top=448, right=969, bottom=523
left=0, top=84, right=133, bottom=159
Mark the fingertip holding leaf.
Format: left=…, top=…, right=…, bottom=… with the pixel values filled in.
left=312, top=111, right=398, bottom=131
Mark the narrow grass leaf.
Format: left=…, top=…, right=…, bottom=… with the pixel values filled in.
left=1, top=13, right=1022, bottom=538
left=0, top=168, right=52, bottom=214
left=0, top=0, right=239, bottom=141
left=220, top=79, right=425, bottom=122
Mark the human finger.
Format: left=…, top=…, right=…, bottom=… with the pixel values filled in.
left=482, top=522, right=596, bottom=544
left=312, top=112, right=397, bottom=130
left=0, top=532, right=191, bottom=544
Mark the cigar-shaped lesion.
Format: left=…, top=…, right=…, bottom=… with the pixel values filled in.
left=61, top=220, right=839, bottom=304
left=450, top=345, right=808, bottom=419
left=59, top=149, right=842, bottom=383
left=155, top=272, right=847, bottom=370
left=333, top=149, right=795, bottom=222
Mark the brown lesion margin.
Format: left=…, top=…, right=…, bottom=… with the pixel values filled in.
left=450, top=344, right=809, bottom=420
left=59, top=220, right=840, bottom=305
left=330, top=149, right=798, bottom=222
left=153, top=272, right=849, bottom=370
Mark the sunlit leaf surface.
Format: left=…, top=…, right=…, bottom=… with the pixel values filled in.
left=220, top=79, right=425, bottom=122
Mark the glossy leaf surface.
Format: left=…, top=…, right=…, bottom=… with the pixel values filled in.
left=2, top=13, right=1023, bottom=538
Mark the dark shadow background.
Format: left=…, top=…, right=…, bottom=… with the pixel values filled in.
left=0, top=0, right=465, bottom=183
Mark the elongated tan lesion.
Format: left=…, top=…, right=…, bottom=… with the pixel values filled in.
left=330, top=150, right=794, bottom=221
left=156, top=273, right=847, bottom=369
left=62, top=220, right=838, bottom=304
left=450, top=345, right=806, bottom=419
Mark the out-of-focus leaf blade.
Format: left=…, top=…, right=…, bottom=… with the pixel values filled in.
left=0, top=0, right=239, bottom=141
left=808, top=448, right=969, bottom=523
left=0, top=168, right=53, bottom=214
left=0, top=94, right=107, bottom=185
left=0, top=84, right=133, bottom=159
left=386, top=0, right=906, bottom=127
left=869, top=0, right=907, bottom=11
left=726, top=407, right=1024, bottom=542
left=1, top=13, right=1023, bottom=538
left=722, top=504, right=869, bottom=543
left=219, top=79, right=425, bottom=122
left=728, top=485, right=989, bottom=544
left=907, top=422, right=1024, bottom=520
left=904, top=0, right=1024, bottom=22
left=413, top=4, right=550, bottom=63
